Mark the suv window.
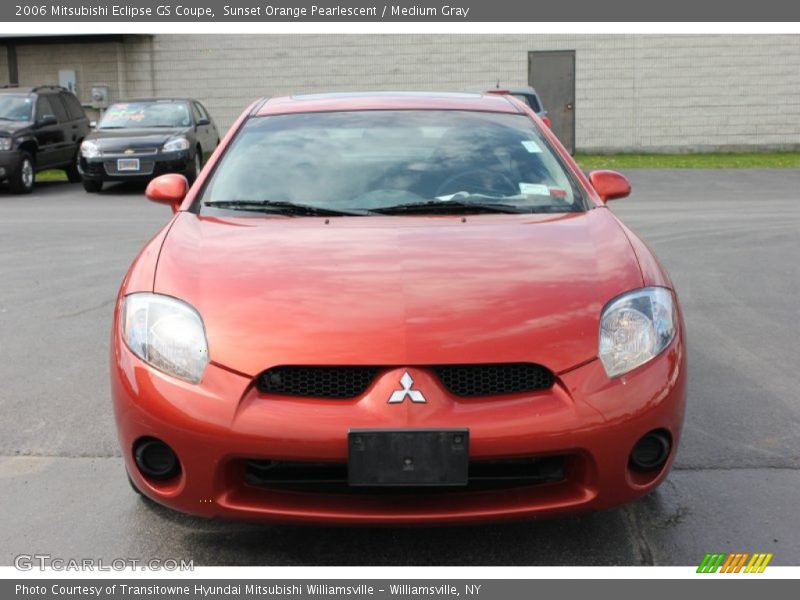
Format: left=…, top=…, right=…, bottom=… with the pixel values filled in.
left=61, top=93, right=85, bottom=121
left=48, top=94, right=70, bottom=123
left=35, top=95, right=55, bottom=121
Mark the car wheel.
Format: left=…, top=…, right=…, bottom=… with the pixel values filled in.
left=190, top=147, right=203, bottom=181
left=9, top=152, right=35, bottom=194
left=82, top=178, right=103, bottom=193
left=65, top=153, right=82, bottom=183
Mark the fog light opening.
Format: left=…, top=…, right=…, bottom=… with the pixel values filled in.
left=133, top=437, right=181, bottom=481
left=629, top=430, right=671, bottom=472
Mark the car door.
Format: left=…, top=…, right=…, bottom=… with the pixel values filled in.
left=32, top=95, right=61, bottom=169
left=60, top=92, right=89, bottom=155
left=46, top=94, right=75, bottom=165
left=192, top=101, right=218, bottom=160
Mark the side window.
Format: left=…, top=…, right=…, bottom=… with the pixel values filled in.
left=48, top=95, right=70, bottom=123
left=192, top=102, right=208, bottom=123
left=35, top=95, right=54, bottom=121
left=61, top=93, right=85, bottom=121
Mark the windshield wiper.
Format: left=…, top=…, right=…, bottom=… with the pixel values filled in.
left=204, top=200, right=372, bottom=217
left=372, top=198, right=530, bottom=215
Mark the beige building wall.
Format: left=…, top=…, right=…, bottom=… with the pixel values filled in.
left=0, top=45, right=8, bottom=84
left=4, top=34, right=800, bottom=152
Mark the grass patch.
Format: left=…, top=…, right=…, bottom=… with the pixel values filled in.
left=575, top=152, right=800, bottom=170
left=36, top=153, right=800, bottom=183
left=37, top=169, right=68, bottom=182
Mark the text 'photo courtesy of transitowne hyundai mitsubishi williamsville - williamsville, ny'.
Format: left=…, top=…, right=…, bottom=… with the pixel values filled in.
left=111, top=91, right=686, bottom=525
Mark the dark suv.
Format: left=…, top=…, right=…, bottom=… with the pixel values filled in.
left=0, top=85, right=90, bottom=193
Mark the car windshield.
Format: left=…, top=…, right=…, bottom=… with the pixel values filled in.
left=199, top=110, right=586, bottom=214
left=98, top=101, right=192, bottom=129
left=0, top=95, right=34, bottom=122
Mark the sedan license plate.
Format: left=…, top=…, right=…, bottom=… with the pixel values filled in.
left=348, top=429, right=468, bottom=487
left=117, top=158, right=140, bottom=171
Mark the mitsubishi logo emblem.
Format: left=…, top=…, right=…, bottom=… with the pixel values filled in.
left=388, top=371, right=427, bottom=404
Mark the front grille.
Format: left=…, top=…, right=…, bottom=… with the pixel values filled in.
left=256, top=363, right=554, bottom=399
left=243, top=455, right=566, bottom=493
left=256, top=366, right=380, bottom=399
left=103, top=160, right=156, bottom=176
left=432, top=363, right=554, bottom=397
left=102, top=147, right=159, bottom=156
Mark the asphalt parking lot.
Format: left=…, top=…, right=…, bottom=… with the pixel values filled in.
left=1, top=170, right=799, bottom=566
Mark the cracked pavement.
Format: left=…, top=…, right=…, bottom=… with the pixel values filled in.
left=1, top=170, right=798, bottom=565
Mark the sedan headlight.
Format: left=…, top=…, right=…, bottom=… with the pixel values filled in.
left=0, top=137, right=12, bottom=151
left=80, top=140, right=101, bottom=158
left=162, top=136, right=190, bottom=153
left=599, top=287, right=676, bottom=378
left=122, top=293, right=209, bottom=384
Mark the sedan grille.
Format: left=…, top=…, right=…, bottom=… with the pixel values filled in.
left=243, top=455, right=566, bottom=493
left=257, top=363, right=554, bottom=399
left=432, top=363, right=554, bottom=397
left=103, top=160, right=156, bottom=176
left=256, top=366, right=380, bottom=399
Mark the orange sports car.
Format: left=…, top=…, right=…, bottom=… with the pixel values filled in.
left=111, top=92, right=686, bottom=524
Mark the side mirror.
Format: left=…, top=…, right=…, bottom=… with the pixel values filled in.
left=37, top=114, right=57, bottom=127
left=588, top=170, right=631, bottom=202
left=145, top=174, right=188, bottom=213
left=196, top=118, right=210, bottom=126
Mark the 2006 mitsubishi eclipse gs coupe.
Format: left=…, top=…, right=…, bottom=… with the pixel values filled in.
left=112, top=92, right=686, bottom=525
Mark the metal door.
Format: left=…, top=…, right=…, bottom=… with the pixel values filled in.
left=528, top=50, right=576, bottom=153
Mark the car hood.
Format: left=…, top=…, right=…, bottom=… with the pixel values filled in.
left=0, top=121, right=32, bottom=134
left=87, top=127, right=190, bottom=151
left=154, top=208, right=643, bottom=376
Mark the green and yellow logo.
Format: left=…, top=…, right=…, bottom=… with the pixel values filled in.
left=697, top=553, right=773, bottom=573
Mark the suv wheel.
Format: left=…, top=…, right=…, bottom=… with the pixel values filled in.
left=82, top=178, right=103, bottom=193
left=65, top=152, right=82, bottom=183
left=9, top=152, right=35, bottom=194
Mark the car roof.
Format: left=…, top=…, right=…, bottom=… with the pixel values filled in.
left=488, top=86, right=540, bottom=96
left=255, top=91, right=523, bottom=116
left=0, top=85, right=69, bottom=95
left=115, top=98, right=195, bottom=104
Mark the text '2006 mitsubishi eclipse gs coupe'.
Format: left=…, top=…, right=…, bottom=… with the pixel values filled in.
left=112, top=92, right=686, bottom=524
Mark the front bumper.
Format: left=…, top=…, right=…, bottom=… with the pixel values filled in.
left=111, top=330, right=686, bottom=525
left=80, top=150, right=191, bottom=183
left=0, top=150, right=23, bottom=180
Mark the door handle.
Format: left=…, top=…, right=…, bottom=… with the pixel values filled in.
left=566, top=103, right=574, bottom=110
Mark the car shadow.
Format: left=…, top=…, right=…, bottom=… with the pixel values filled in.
left=132, top=493, right=649, bottom=566
left=95, top=181, right=150, bottom=195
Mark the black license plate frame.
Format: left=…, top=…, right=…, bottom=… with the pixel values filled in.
left=348, top=428, right=469, bottom=487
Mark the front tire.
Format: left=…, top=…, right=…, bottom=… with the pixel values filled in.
left=65, top=153, right=82, bottom=183
left=189, top=146, right=203, bottom=182
left=9, top=152, right=35, bottom=194
left=82, top=178, right=103, bottom=193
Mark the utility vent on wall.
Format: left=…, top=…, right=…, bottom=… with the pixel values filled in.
left=90, top=85, right=110, bottom=109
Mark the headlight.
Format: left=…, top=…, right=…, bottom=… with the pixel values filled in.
left=0, top=137, right=12, bottom=151
left=162, top=136, right=190, bottom=153
left=599, top=287, right=676, bottom=378
left=122, top=293, right=209, bottom=384
left=80, top=140, right=101, bottom=158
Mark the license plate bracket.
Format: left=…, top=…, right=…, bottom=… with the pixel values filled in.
left=348, top=429, right=469, bottom=487
left=117, top=158, right=140, bottom=171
